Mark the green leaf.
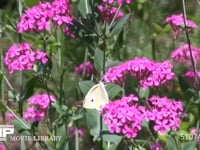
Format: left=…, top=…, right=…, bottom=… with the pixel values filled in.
left=94, top=48, right=104, bottom=73
left=102, top=134, right=122, bottom=145
left=166, top=135, right=178, bottom=150
left=103, top=141, right=118, bottom=150
left=0, top=101, right=7, bottom=112
left=12, top=119, right=31, bottom=136
left=110, top=14, right=130, bottom=36
left=138, top=88, right=150, bottom=99
left=106, top=83, right=122, bottom=99
left=20, top=140, right=26, bottom=150
left=52, top=101, right=68, bottom=114
left=77, top=0, right=92, bottom=18
left=79, top=80, right=95, bottom=95
left=141, top=119, right=148, bottom=127
left=181, top=141, right=196, bottom=150
left=56, top=124, right=67, bottom=149
left=85, top=109, right=100, bottom=136
left=0, top=71, right=3, bottom=85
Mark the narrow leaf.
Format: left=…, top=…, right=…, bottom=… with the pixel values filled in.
left=94, top=48, right=104, bottom=73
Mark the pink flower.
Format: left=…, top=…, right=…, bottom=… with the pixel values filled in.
left=102, top=0, right=132, bottom=5
left=6, top=112, right=15, bottom=125
left=103, top=57, right=174, bottom=88
left=183, top=71, right=200, bottom=88
left=17, top=0, right=72, bottom=33
left=150, top=143, right=162, bottom=150
left=101, top=94, right=145, bottom=138
left=190, top=128, right=197, bottom=135
left=75, top=61, right=94, bottom=77
left=23, top=94, right=55, bottom=124
left=171, top=44, right=200, bottom=67
left=165, top=13, right=197, bottom=39
left=146, top=96, right=183, bottom=134
left=98, top=5, right=124, bottom=23
left=69, top=127, right=84, bottom=137
left=0, top=143, right=6, bottom=150
left=4, top=43, right=48, bottom=74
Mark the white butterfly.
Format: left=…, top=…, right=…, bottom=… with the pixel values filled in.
left=83, top=82, right=109, bottom=110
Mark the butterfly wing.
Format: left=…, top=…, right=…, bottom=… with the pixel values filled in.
left=83, top=82, right=109, bottom=110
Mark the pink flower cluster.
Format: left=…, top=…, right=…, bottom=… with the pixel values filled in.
left=103, top=57, right=174, bottom=88
left=75, top=61, right=94, bottom=77
left=102, top=0, right=132, bottom=5
left=150, top=143, right=161, bottom=150
left=69, top=127, right=84, bottom=137
left=183, top=71, right=200, bottom=88
left=171, top=44, right=200, bottom=67
left=101, top=95, right=183, bottom=138
left=6, top=112, right=15, bottom=125
left=17, top=0, right=72, bottom=33
left=101, top=94, right=146, bottom=138
left=23, top=94, right=55, bottom=124
left=146, top=96, right=183, bottom=134
left=98, top=5, right=124, bottom=23
left=4, top=43, right=48, bottom=74
left=0, top=143, right=6, bottom=150
left=165, top=13, right=197, bottom=39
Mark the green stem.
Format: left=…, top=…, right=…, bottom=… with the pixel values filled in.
left=181, top=0, right=199, bottom=89
left=75, top=127, right=79, bottom=150
left=82, top=47, right=88, bottom=78
left=182, top=0, right=200, bottom=147
left=147, top=0, right=156, bottom=60
left=18, top=0, right=24, bottom=117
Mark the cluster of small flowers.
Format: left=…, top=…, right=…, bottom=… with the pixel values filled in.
left=183, top=71, right=200, bottom=88
left=102, top=0, right=132, bottom=5
left=98, top=5, right=124, bottom=23
left=23, top=94, right=55, bottom=123
left=103, top=57, right=174, bottom=88
left=171, top=44, right=200, bottom=67
left=17, top=0, right=72, bottom=33
left=101, top=94, right=183, bottom=138
left=150, top=143, right=162, bottom=150
left=69, top=127, right=84, bottom=137
left=0, top=143, right=6, bottom=150
left=75, top=61, right=94, bottom=77
left=146, top=96, right=183, bottom=134
left=100, top=94, right=146, bottom=138
left=6, top=112, right=15, bottom=125
left=165, top=13, right=197, bottom=39
left=4, top=43, right=48, bottom=74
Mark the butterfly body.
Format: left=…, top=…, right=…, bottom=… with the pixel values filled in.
left=83, top=82, right=109, bottom=110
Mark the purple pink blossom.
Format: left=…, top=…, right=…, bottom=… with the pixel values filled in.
left=103, top=57, right=174, bottom=88
left=165, top=13, right=197, bottom=39
left=23, top=94, right=55, bottom=123
left=69, top=127, right=84, bottom=137
left=183, top=71, right=200, bottom=88
left=4, top=43, right=48, bottom=74
left=102, top=0, right=132, bottom=5
left=6, top=112, right=15, bottom=125
left=0, top=143, right=6, bottom=150
left=100, top=94, right=146, bottom=138
left=98, top=5, right=124, bottom=23
left=75, top=61, right=94, bottom=77
left=17, top=0, right=72, bottom=33
left=171, top=44, right=200, bottom=67
left=150, top=143, right=162, bottom=150
left=146, top=96, right=183, bottom=134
